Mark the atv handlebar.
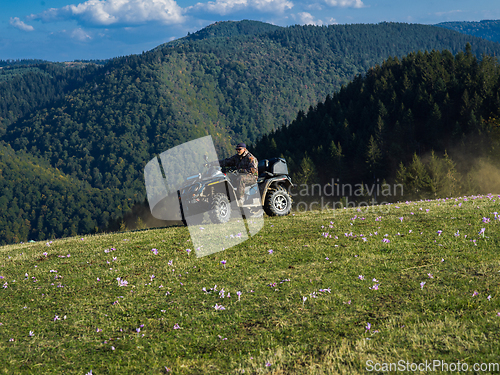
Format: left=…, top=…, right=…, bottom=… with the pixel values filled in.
left=203, top=163, right=246, bottom=175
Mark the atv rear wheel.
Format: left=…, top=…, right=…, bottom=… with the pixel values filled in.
left=264, top=187, right=292, bottom=216
left=209, top=193, right=232, bottom=224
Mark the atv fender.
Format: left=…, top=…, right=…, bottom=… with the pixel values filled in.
left=259, top=176, right=293, bottom=206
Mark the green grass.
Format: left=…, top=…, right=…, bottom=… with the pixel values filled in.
left=1, top=194, right=500, bottom=374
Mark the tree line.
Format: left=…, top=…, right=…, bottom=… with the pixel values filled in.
left=252, top=45, right=500, bottom=201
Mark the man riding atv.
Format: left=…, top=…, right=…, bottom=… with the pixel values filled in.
left=144, top=135, right=293, bottom=230
left=173, top=138, right=293, bottom=225
left=209, top=142, right=258, bottom=206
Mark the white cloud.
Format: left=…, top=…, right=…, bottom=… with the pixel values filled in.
left=193, top=0, right=246, bottom=15
left=188, top=0, right=293, bottom=16
left=50, top=27, right=93, bottom=42
left=295, top=12, right=336, bottom=26
left=9, top=17, right=35, bottom=31
left=324, top=0, right=364, bottom=8
left=297, top=12, right=322, bottom=25
left=434, top=9, right=463, bottom=17
left=252, top=0, right=294, bottom=12
left=71, top=28, right=93, bottom=41
left=29, top=0, right=185, bottom=26
left=305, top=3, right=323, bottom=11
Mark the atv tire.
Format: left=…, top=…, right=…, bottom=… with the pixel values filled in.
left=209, top=193, right=232, bottom=224
left=264, top=187, right=292, bottom=216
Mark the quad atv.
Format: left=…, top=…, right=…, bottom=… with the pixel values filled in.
left=178, top=157, right=293, bottom=225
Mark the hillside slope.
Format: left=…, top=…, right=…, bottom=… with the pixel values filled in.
left=0, top=195, right=499, bottom=373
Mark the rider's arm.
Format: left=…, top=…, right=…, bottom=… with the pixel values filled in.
left=219, top=155, right=237, bottom=168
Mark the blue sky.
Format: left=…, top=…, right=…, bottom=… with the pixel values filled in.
left=2, top=0, right=500, bottom=61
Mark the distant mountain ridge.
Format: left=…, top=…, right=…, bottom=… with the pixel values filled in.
left=435, top=20, right=500, bottom=44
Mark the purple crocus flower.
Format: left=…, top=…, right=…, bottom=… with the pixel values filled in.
left=117, top=277, right=128, bottom=287
left=213, top=303, right=225, bottom=311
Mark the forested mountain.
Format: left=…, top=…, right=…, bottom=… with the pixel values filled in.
left=436, top=20, right=500, bottom=44
left=2, top=20, right=500, bottom=244
left=0, top=62, right=102, bottom=128
left=253, top=45, right=500, bottom=200
left=0, top=142, right=120, bottom=243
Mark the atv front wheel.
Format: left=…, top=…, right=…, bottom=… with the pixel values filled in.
left=264, top=187, right=292, bottom=216
left=209, top=193, right=232, bottom=224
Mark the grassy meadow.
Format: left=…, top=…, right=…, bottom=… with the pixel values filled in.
left=1, top=194, right=500, bottom=374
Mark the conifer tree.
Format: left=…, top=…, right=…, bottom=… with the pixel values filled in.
left=293, top=153, right=318, bottom=186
